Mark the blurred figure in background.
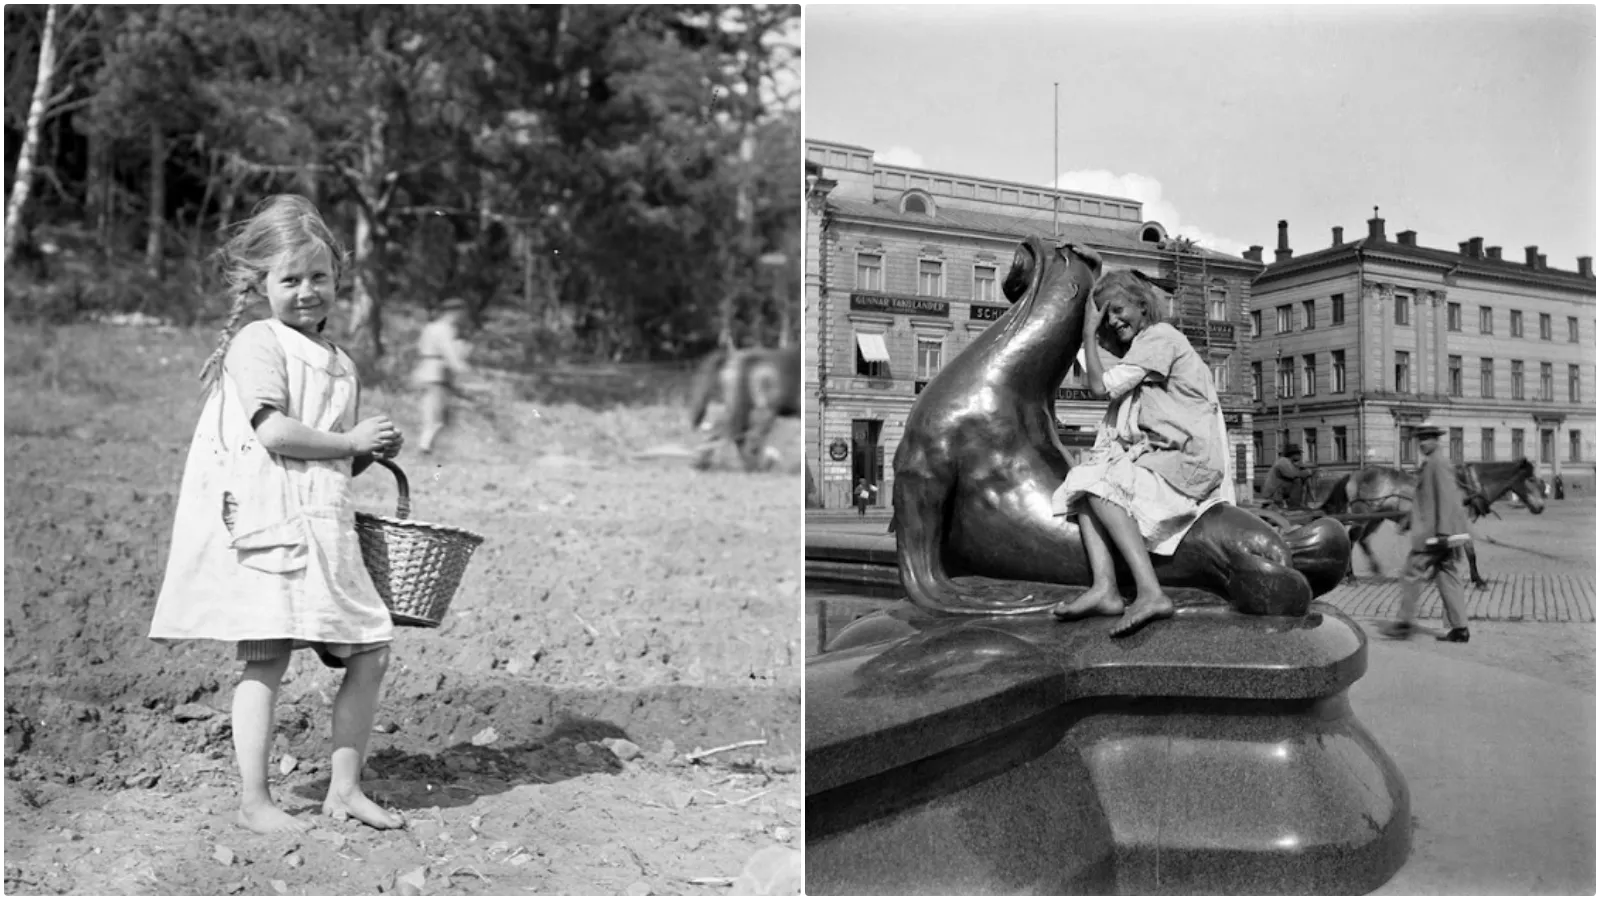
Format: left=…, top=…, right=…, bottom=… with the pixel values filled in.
left=1262, top=444, right=1316, bottom=508
left=414, top=297, right=475, bottom=454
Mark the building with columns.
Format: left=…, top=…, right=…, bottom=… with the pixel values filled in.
left=804, top=138, right=1265, bottom=509
left=1245, top=214, right=1596, bottom=493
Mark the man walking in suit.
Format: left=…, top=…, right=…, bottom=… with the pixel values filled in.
left=1381, top=421, right=1473, bottom=643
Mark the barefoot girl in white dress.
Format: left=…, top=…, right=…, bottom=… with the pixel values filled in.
left=149, top=195, right=407, bottom=834
left=1050, top=269, right=1235, bottom=637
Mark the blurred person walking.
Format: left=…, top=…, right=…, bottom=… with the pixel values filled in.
left=414, top=297, right=475, bottom=454
left=1381, top=421, right=1473, bottom=643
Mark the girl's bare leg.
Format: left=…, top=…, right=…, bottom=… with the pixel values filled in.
left=1053, top=510, right=1127, bottom=620
left=234, top=655, right=309, bottom=833
left=322, top=646, right=404, bottom=830
left=1086, top=496, right=1175, bottom=637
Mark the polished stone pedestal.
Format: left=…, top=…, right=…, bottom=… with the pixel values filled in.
left=805, top=599, right=1412, bottom=895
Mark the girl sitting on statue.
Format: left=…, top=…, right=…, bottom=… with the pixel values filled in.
left=1050, top=269, right=1235, bottom=637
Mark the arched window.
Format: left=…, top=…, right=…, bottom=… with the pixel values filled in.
left=1139, top=221, right=1167, bottom=244
left=900, top=190, right=935, bottom=217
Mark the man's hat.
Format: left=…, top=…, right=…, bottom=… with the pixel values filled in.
left=1283, top=444, right=1303, bottom=456
left=1415, top=420, right=1447, bottom=438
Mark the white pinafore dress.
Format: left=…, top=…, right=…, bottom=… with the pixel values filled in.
left=148, top=319, right=394, bottom=647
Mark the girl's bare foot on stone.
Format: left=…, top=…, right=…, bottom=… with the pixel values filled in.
left=1052, top=585, right=1124, bottom=621
left=1110, top=591, right=1175, bottom=637
left=237, top=800, right=311, bottom=834
left=323, top=787, right=405, bottom=830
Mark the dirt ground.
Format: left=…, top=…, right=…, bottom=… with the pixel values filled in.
left=3, top=322, right=802, bottom=896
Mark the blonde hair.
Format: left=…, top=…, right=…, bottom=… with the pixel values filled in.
left=197, top=194, right=347, bottom=392
left=1092, top=269, right=1166, bottom=351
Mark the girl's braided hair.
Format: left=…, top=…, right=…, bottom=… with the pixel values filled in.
left=197, top=194, right=348, bottom=394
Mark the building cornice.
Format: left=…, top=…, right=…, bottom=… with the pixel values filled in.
left=827, top=209, right=1263, bottom=277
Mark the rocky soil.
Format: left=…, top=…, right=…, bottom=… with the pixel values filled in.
left=4, top=321, right=803, bottom=896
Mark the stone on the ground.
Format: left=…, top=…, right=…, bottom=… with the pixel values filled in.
left=730, top=846, right=801, bottom=895
left=600, top=738, right=641, bottom=761
left=173, top=703, right=215, bottom=722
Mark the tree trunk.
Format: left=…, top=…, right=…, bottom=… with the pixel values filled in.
left=4, top=3, right=61, bottom=267
left=347, top=202, right=383, bottom=363
left=145, top=126, right=167, bottom=280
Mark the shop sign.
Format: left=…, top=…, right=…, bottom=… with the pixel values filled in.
left=1055, top=387, right=1094, bottom=401
left=827, top=438, right=850, bottom=461
left=850, top=292, right=950, bottom=318
left=969, top=304, right=1008, bottom=321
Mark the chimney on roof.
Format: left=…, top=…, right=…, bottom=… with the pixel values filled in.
left=1538, top=253, right=1547, bottom=269
left=1468, top=237, right=1484, bottom=258
left=1243, top=245, right=1264, bottom=263
left=1331, top=226, right=1344, bottom=246
left=1275, top=220, right=1293, bottom=262
left=1526, top=245, right=1540, bottom=267
left=1580, top=256, right=1593, bottom=278
left=1367, top=208, right=1386, bottom=241
left=1458, top=241, right=1471, bottom=255
left=1397, top=230, right=1417, bottom=246
left=1487, top=246, right=1502, bottom=260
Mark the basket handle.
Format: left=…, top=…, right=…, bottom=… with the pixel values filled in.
left=366, top=456, right=411, bottom=520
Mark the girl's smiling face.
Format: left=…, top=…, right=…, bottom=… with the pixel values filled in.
left=1103, top=295, right=1150, bottom=344
left=264, top=243, right=335, bottom=332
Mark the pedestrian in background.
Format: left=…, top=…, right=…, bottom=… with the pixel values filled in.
left=853, top=478, right=877, bottom=517
left=414, top=297, right=475, bottom=454
left=1381, top=420, right=1473, bottom=643
left=1261, top=444, right=1316, bottom=508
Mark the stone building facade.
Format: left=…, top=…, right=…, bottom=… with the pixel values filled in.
left=1246, top=215, right=1596, bottom=494
left=804, top=139, right=1264, bottom=509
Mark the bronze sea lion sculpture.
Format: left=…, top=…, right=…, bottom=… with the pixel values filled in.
left=890, top=236, right=1349, bottom=617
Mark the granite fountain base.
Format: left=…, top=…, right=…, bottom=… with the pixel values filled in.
left=806, top=536, right=1412, bottom=895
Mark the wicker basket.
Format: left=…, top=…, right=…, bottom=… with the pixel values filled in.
left=220, top=458, right=484, bottom=628
left=355, top=458, right=485, bottom=627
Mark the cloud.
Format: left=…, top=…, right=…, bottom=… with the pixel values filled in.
left=874, top=146, right=925, bottom=168
left=1054, top=169, right=1251, bottom=257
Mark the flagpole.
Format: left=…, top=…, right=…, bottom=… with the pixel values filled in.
left=1052, top=82, right=1060, bottom=238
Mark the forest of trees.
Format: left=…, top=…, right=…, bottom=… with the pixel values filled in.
left=3, top=4, right=801, bottom=369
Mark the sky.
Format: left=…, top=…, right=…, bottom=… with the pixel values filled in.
left=804, top=4, right=1596, bottom=266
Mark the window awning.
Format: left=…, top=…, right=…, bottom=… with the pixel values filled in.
left=856, top=332, right=891, bottom=363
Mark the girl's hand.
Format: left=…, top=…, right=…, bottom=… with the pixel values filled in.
left=1082, top=291, right=1106, bottom=337
left=375, top=431, right=405, bottom=460
left=348, top=416, right=400, bottom=456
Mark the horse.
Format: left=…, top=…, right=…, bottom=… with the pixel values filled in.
left=1315, top=458, right=1545, bottom=585
left=687, top=344, right=801, bottom=471
left=889, top=236, right=1350, bottom=620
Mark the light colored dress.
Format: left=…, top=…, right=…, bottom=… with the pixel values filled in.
left=1053, top=323, right=1236, bottom=556
left=148, top=319, right=394, bottom=645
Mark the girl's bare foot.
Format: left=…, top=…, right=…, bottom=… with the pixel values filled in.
left=1052, top=585, right=1124, bottom=621
left=1110, top=591, right=1175, bottom=638
left=323, top=786, right=405, bottom=830
left=237, top=800, right=311, bottom=834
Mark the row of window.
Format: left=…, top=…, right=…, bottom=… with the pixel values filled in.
left=855, top=251, right=1236, bottom=320
left=854, top=331, right=1234, bottom=391
left=1256, top=427, right=1584, bottom=466
left=857, top=253, right=998, bottom=302
left=1252, top=295, right=1582, bottom=342
left=1250, top=353, right=1583, bottom=403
